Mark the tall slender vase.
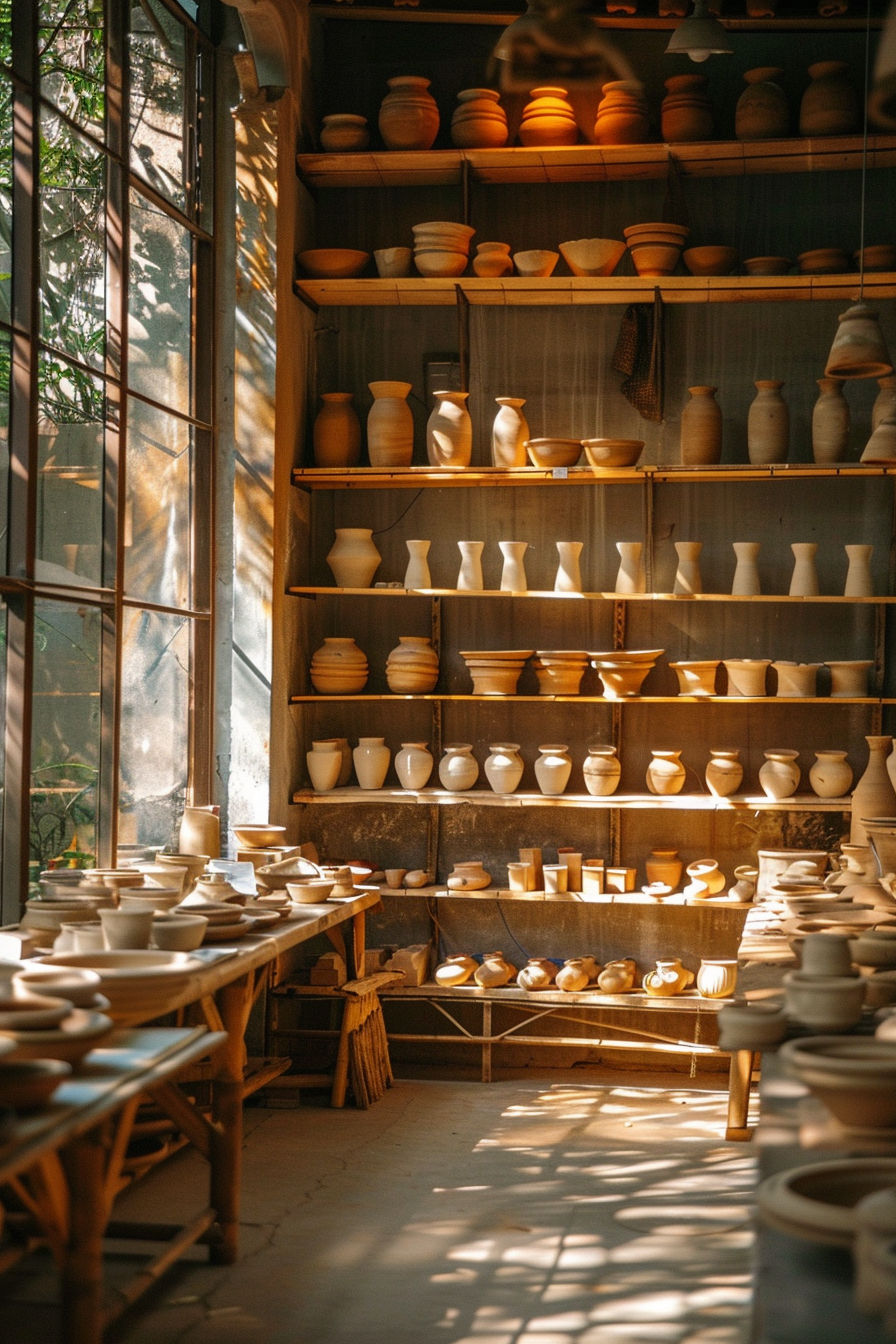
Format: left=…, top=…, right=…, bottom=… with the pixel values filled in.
left=615, top=541, right=646, bottom=594
left=844, top=544, right=874, bottom=597
left=873, top=375, right=896, bottom=431
left=748, top=380, right=789, bottom=464
left=492, top=397, right=529, bottom=468
left=680, top=385, right=722, bottom=465
left=811, top=377, right=850, bottom=464
left=427, top=391, right=472, bottom=467
left=313, top=393, right=361, bottom=468
left=554, top=541, right=583, bottom=593
left=789, top=542, right=819, bottom=597
left=367, top=381, right=414, bottom=467
left=732, top=542, right=761, bottom=595
left=673, top=541, right=703, bottom=595
left=456, top=541, right=484, bottom=591
left=404, top=539, right=431, bottom=589
left=851, top=736, right=896, bottom=845
left=499, top=541, right=528, bottom=592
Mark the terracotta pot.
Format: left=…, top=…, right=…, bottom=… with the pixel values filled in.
left=435, top=955, right=477, bottom=987
left=385, top=636, right=439, bottom=693
left=748, top=380, right=789, bottom=464
left=789, top=542, right=819, bottom=597
left=827, top=660, right=873, bottom=697
left=845, top=545, right=874, bottom=597
left=696, top=959, right=738, bottom=998
left=706, top=749, right=744, bottom=798
left=352, top=737, right=391, bottom=790
left=670, top=660, right=718, bottom=696
left=812, top=378, right=850, bottom=464
left=556, top=959, right=590, bottom=993
left=513, top=249, right=559, bottom=278
left=535, top=744, right=572, bottom=796
left=810, top=751, right=854, bottom=798
left=404, top=539, right=431, bottom=589
left=645, top=849, right=682, bottom=887
left=518, top=958, right=559, bottom=990
left=461, top=655, right=528, bottom=697
left=662, top=75, right=713, bottom=142
left=519, top=86, right=578, bottom=147
left=326, top=528, right=381, bottom=589
left=451, top=88, right=508, bottom=148
left=673, top=541, right=703, bottom=595
left=474, top=952, right=515, bottom=988
left=736, top=67, right=789, bottom=140
left=873, top=376, right=896, bottom=431
left=310, top=637, right=368, bottom=694
left=306, top=741, right=342, bottom=792
left=491, top=397, right=529, bottom=468
left=680, top=385, right=722, bottom=465
left=319, top=113, right=370, bottom=153
left=800, top=61, right=858, bottom=136
left=485, top=743, right=524, bottom=795
left=554, top=541, right=584, bottom=594
left=394, top=742, right=433, bottom=790
left=683, top=246, right=738, bottom=276
left=427, top=391, right=472, bottom=467
left=532, top=653, right=588, bottom=696
left=499, top=541, right=528, bottom=592
left=598, top=959, right=636, bottom=993
left=773, top=661, right=822, bottom=697
left=473, top=242, right=513, bottom=278
left=646, top=750, right=686, bottom=796
left=447, top=861, right=491, bottom=891
left=615, top=541, right=646, bottom=594
left=313, top=393, right=361, bottom=468
left=731, top=542, right=761, bottom=596
left=439, top=744, right=479, bottom=792
left=583, top=746, right=621, bottom=796
left=594, top=81, right=648, bottom=145
left=367, top=381, right=414, bottom=467
left=374, top=247, right=413, bottom=279
left=378, top=76, right=439, bottom=150
left=759, top=749, right=801, bottom=799
left=625, top=222, right=689, bottom=277
left=456, top=541, right=484, bottom=591
left=852, top=736, right=896, bottom=846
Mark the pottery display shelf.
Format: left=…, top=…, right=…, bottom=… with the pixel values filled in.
left=290, top=691, right=879, bottom=704
left=291, top=463, right=896, bottom=490
left=291, top=785, right=853, bottom=811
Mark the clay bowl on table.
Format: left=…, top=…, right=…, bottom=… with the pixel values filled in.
left=855, top=244, right=896, bottom=272
left=743, top=256, right=792, bottom=276
left=255, top=855, right=323, bottom=892
left=797, top=247, right=851, bottom=275
left=758, top=1158, right=896, bottom=1247
left=682, top=245, right=738, bottom=276
left=201, top=916, right=254, bottom=943
left=582, top=438, right=644, bottom=470
left=1, top=1009, right=115, bottom=1067
left=232, top=824, right=287, bottom=850
left=133, top=862, right=189, bottom=894
left=558, top=237, right=626, bottom=277
left=88, top=869, right=145, bottom=892
left=12, top=967, right=102, bottom=1009
left=512, top=249, right=559, bottom=278
left=297, top=248, right=370, bottom=279
left=173, top=901, right=241, bottom=926
left=525, top=437, right=582, bottom=468
left=151, top=914, right=209, bottom=952
left=0, top=1058, right=71, bottom=1112
left=286, top=879, right=336, bottom=905
left=39, top=951, right=204, bottom=1017
left=781, top=1036, right=896, bottom=1128
left=241, top=904, right=285, bottom=927
left=0, top=993, right=73, bottom=1031
left=154, top=852, right=208, bottom=893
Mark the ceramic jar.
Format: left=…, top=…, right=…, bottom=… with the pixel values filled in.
left=314, top=737, right=352, bottom=787
left=644, top=959, right=693, bottom=996
left=485, top=743, right=524, bottom=795
left=450, top=88, right=508, bottom=148
left=812, top=378, right=850, bottom=463
left=747, top=380, right=789, bottom=464
left=439, top=744, right=479, bottom=792
left=723, top=659, right=770, bottom=696
left=306, top=740, right=342, bottom=792
left=447, top=861, right=491, bottom=890
left=772, top=661, right=822, bottom=697
left=427, top=391, right=472, bottom=468
left=670, top=660, right=718, bottom=696
left=646, top=849, right=683, bottom=887
left=706, top=749, right=744, bottom=798
left=646, top=750, right=686, bottom=796
left=519, top=86, right=578, bottom=146
left=873, top=376, right=896, bottom=431
left=404, top=539, right=431, bottom=589
left=789, top=543, right=819, bottom=597
left=731, top=542, right=761, bottom=596
left=696, top=959, right=738, bottom=999
left=378, top=76, right=439, bottom=150
left=556, top=959, right=590, bottom=993
left=499, top=541, right=528, bottom=592
left=827, top=660, right=873, bottom=697
left=736, top=67, right=789, bottom=140
left=686, top=859, right=726, bottom=897
left=435, top=955, right=477, bottom=987
left=310, top=637, right=369, bottom=694
left=583, top=746, right=621, bottom=796
left=320, top=113, right=370, bottom=152
left=845, top=545, right=874, bottom=597
left=554, top=541, right=584, bottom=594
left=353, top=737, right=391, bottom=790
left=594, top=81, right=648, bottom=145
left=491, top=397, right=529, bottom=468
left=456, top=541, right=484, bottom=591
left=680, top=386, right=722, bottom=465
left=367, top=381, right=414, bottom=467
left=179, top=806, right=220, bottom=859
left=473, top=242, right=513, bottom=278
left=535, top=744, right=572, bottom=796
left=385, top=637, right=439, bottom=693
left=810, top=750, right=854, bottom=798
left=615, top=541, right=646, bottom=595
left=729, top=866, right=758, bottom=901
left=313, top=393, right=362, bottom=468
left=326, top=528, right=381, bottom=588
left=852, top=736, right=896, bottom=845
left=474, top=952, right=515, bottom=987
left=518, top=958, right=558, bottom=991
left=598, top=959, right=636, bottom=993
left=799, top=61, right=858, bottom=135
left=759, top=749, right=801, bottom=799
left=661, top=74, right=713, bottom=142
left=395, top=742, right=433, bottom=790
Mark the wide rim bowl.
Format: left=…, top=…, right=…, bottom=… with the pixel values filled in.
left=297, top=248, right=370, bottom=279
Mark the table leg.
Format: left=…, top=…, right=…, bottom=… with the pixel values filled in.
left=60, top=1127, right=107, bottom=1344
left=726, top=1049, right=757, bottom=1141
left=210, top=973, right=253, bottom=1264
left=351, top=910, right=366, bottom=979
left=482, top=1001, right=492, bottom=1084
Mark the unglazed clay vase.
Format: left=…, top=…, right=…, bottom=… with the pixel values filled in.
left=499, top=541, right=529, bottom=592
left=554, top=541, right=584, bottom=594
left=594, top=80, right=648, bottom=145
left=583, top=746, right=621, bottom=796
left=789, top=543, right=819, bottom=596
left=748, top=380, right=789, bottom=464
left=615, top=541, right=647, bottom=594
left=447, top=861, right=491, bottom=891
left=862, top=412, right=896, bottom=464
left=812, top=378, right=850, bottom=463
left=456, top=541, right=484, bottom=591
left=451, top=88, right=508, bottom=148
left=810, top=751, right=854, bottom=798
left=385, top=636, right=439, bottom=693
left=474, top=952, right=515, bottom=988
left=319, top=113, right=370, bottom=152
left=404, top=539, right=431, bottom=589
left=680, top=386, right=722, bottom=465
left=661, top=73, right=713, bottom=142
left=179, top=807, right=220, bottom=860
left=759, top=749, right=801, bottom=799
left=326, top=528, right=381, bottom=588
left=395, top=742, right=433, bottom=790
left=724, top=658, right=770, bottom=696
left=353, top=737, right=391, bottom=790
left=439, top=744, right=479, bottom=792
left=646, top=849, right=683, bottom=887
left=306, top=741, right=342, bottom=792
left=367, top=381, right=414, bottom=467
left=729, top=866, right=758, bottom=901
left=473, top=242, right=513, bottom=278
left=519, top=86, right=578, bottom=147
left=696, top=959, right=738, bottom=999
left=378, top=76, right=439, bottom=150
left=535, top=744, right=572, bottom=796
left=647, top=750, right=686, bottom=796
left=644, top=959, right=693, bottom=996
left=732, top=542, right=761, bottom=595
left=873, top=376, right=896, bottom=431
left=427, top=391, right=472, bottom=469
left=518, top=958, right=559, bottom=991
left=845, top=544, right=874, bottom=597
left=310, top=637, right=368, bottom=694
left=670, top=660, right=718, bottom=696
left=314, top=737, right=352, bottom=787
left=800, top=61, right=858, bottom=135
left=828, top=660, right=873, bottom=697
left=556, top=959, right=590, bottom=993
left=706, top=750, right=744, bottom=798
left=686, top=859, right=726, bottom=897
left=852, top=736, right=896, bottom=846
left=773, top=661, right=822, bottom=697
left=485, top=743, right=524, bottom=795
left=736, top=67, right=789, bottom=140
left=435, top=955, right=477, bottom=986
left=673, top=541, right=703, bottom=595
left=313, top=393, right=361, bottom=468
left=491, top=397, right=529, bottom=468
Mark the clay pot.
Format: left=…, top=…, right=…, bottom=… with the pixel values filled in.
left=385, top=636, right=439, bottom=693
left=556, top=959, right=590, bottom=993
left=644, top=959, right=693, bottom=996
left=731, top=542, right=761, bottom=596
left=736, top=67, right=789, bottom=140
left=717, top=1002, right=787, bottom=1052
left=802, top=933, right=860, bottom=980
left=518, top=958, right=559, bottom=991
left=532, top=652, right=588, bottom=696
left=783, top=972, right=866, bottom=1032
left=485, top=743, right=524, bottom=795
left=812, top=378, right=850, bottom=464
left=696, top=959, right=738, bottom=999
left=615, top=541, right=646, bottom=594
left=439, top=744, right=479, bottom=792
left=513, top=249, right=559, bottom=278
left=554, top=542, right=584, bottom=594
left=519, top=86, right=578, bottom=147
left=811, top=751, right=854, bottom=799
left=661, top=74, right=713, bottom=142
left=310, top=637, right=368, bottom=694
left=594, top=80, right=648, bottom=145
left=319, top=114, right=370, bottom=153
left=306, top=741, right=342, bottom=792
left=862, top=414, right=896, bottom=464
left=492, top=397, right=529, bottom=468
left=686, top=859, right=726, bottom=898
left=748, top=380, right=789, bottom=464
left=706, top=750, right=744, bottom=798
left=474, top=952, right=516, bottom=988
left=367, top=381, right=414, bottom=467
left=461, top=653, right=528, bottom=696
left=583, top=746, right=621, bottom=796
left=558, top=238, right=626, bottom=277
left=759, top=749, right=801, bottom=799
left=313, top=737, right=352, bottom=787
left=673, top=541, right=703, bottom=595
left=100, top=908, right=153, bottom=950
left=646, top=750, right=686, bottom=796
left=435, top=955, right=477, bottom=987
left=313, top=393, right=361, bottom=468
left=728, top=866, right=758, bottom=901
left=680, top=386, right=722, bottom=465
left=353, top=737, right=391, bottom=790
left=326, top=528, right=381, bottom=588
left=646, top=849, right=683, bottom=887
left=473, top=242, right=513, bottom=278
left=374, top=247, right=413, bottom=279
left=852, top=736, right=896, bottom=846
left=873, top=376, right=896, bottom=431
left=670, top=660, right=718, bottom=696
left=499, top=541, right=528, bottom=592
left=624, top=222, right=689, bottom=277
left=394, top=742, right=433, bottom=790
left=773, top=661, right=822, bottom=697
left=451, top=88, right=508, bottom=148
left=447, top=861, right=491, bottom=891
left=827, top=660, right=873, bottom=697
left=800, top=61, right=858, bottom=136
left=456, top=541, right=484, bottom=591
left=404, top=539, right=431, bottom=589
left=827, top=303, right=893, bottom=380
left=427, top=391, right=472, bottom=468
left=378, top=76, right=439, bottom=150
left=845, top=545, right=874, bottom=598
left=534, top=744, right=572, bottom=796
left=682, top=246, right=738, bottom=277
left=598, top=959, right=636, bottom=993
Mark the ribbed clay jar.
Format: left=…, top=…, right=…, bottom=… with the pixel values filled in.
left=799, top=61, right=858, bottom=136
left=736, top=68, right=789, bottom=141
left=450, top=88, right=508, bottom=148
left=310, top=637, right=368, bottom=694
left=661, top=74, right=713, bottom=142
left=583, top=746, right=621, bottom=796
left=680, top=385, right=722, bottom=465
left=385, top=636, right=439, bottom=693
left=519, top=87, right=578, bottom=147
left=747, top=381, right=789, bottom=464
left=313, top=393, right=361, bottom=468
left=367, top=381, right=414, bottom=467
left=378, top=76, right=439, bottom=150
left=594, top=81, right=648, bottom=145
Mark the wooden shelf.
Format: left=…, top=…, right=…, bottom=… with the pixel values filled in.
left=291, top=464, right=896, bottom=490
left=310, top=4, right=887, bottom=32
left=288, top=585, right=894, bottom=604
left=291, top=786, right=851, bottom=811
left=296, top=135, right=896, bottom=190
left=290, top=693, right=878, bottom=705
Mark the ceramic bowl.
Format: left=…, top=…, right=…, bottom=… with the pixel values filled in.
left=374, top=247, right=413, bottom=278
left=558, top=238, right=626, bottom=277
left=1, top=1009, right=115, bottom=1066
left=682, top=245, right=738, bottom=276
left=255, top=855, right=323, bottom=891
left=12, top=967, right=102, bottom=1008
left=525, top=437, right=582, bottom=468
left=412, top=221, right=475, bottom=243
left=286, top=880, right=336, bottom=905
left=89, top=870, right=145, bottom=891
left=717, top=1001, right=788, bottom=1052
left=758, top=1158, right=896, bottom=1247
left=39, top=951, right=204, bottom=1017
left=297, top=248, right=370, bottom=279
left=743, top=255, right=792, bottom=275
left=588, top=648, right=663, bottom=665
left=232, top=825, right=287, bottom=850
left=855, top=245, right=896, bottom=272
left=413, top=248, right=468, bottom=277
left=119, top=890, right=183, bottom=914
left=783, top=970, right=866, bottom=1033
left=797, top=247, right=851, bottom=274
left=173, top=901, right=242, bottom=925
left=850, top=932, right=896, bottom=968
left=627, top=241, right=684, bottom=277
left=512, top=249, right=559, bottom=278
left=202, top=916, right=253, bottom=943
left=21, top=904, right=101, bottom=934
left=134, top=863, right=189, bottom=893
left=153, top=853, right=208, bottom=893
left=0, top=1058, right=71, bottom=1111
left=0, top=992, right=74, bottom=1031
left=151, top=914, right=209, bottom=952
left=781, top=1036, right=896, bottom=1127
left=590, top=661, right=654, bottom=698
left=624, top=222, right=690, bottom=243
left=582, top=438, right=645, bottom=469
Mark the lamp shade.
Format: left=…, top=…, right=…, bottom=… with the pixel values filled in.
left=869, top=0, right=896, bottom=129
left=665, top=0, right=733, bottom=63
left=825, top=303, right=894, bottom=379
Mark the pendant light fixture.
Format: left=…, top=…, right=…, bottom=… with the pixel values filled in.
left=665, top=0, right=733, bottom=64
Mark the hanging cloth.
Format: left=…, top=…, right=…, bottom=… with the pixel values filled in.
left=612, top=287, right=664, bottom=422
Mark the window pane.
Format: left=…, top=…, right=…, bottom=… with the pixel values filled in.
left=37, top=353, right=105, bottom=585
left=40, top=110, right=106, bottom=369
left=125, top=398, right=192, bottom=608
left=129, top=0, right=187, bottom=213
left=31, top=599, right=102, bottom=877
left=39, top=0, right=105, bottom=137
left=0, top=72, right=10, bottom=324
left=129, top=190, right=192, bottom=414
left=120, top=608, right=190, bottom=851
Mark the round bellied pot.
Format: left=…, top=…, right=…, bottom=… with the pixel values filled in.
left=644, top=959, right=694, bottom=996
left=759, top=749, right=801, bottom=800
left=646, top=750, right=686, bottom=796
left=378, top=76, right=439, bottom=150
left=385, top=637, right=439, bottom=694
left=319, top=113, right=370, bottom=153
left=518, top=958, right=559, bottom=991
left=594, top=80, right=648, bottom=145
left=646, top=849, right=683, bottom=888
left=812, top=378, right=850, bottom=464
left=394, top=742, right=433, bottom=790
left=799, top=61, right=858, bottom=136
left=447, top=861, right=491, bottom=891
left=706, top=750, right=744, bottom=798
left=583, top=746, right=621, bottom=796
left=680, top=386, right=722, bottom=465
left=310, top=637, right=368, bottom=694
left=484, top=743, right=524, bottom=795
left=556, top=959, right=591, bottom=993
left=473, top=242, right=513, bottom=278
left=491, top=397, right=529, bottom=468
left=534, top=744, right=572, bottom=796
left=736, top=67, right=789, bottom=140
left=696, top=959, right=739, bottom=999
left=519, top=87, right=578, bottom=147
left=810, top=751, right=854, bottom=799
left=367, top=381, right=414, bottom=468
left=450, top=88, right=508, bottom=148
left=439, top=744, right=479, bottom=792
left=427, top=392, right=472, bottom=468
left=313, top=393, right=361, bottom=468
left=352, top=738, right=391, bottom=790
left=435, top=955, right=478, bottom=987
left=306, top=741, right=342, bottom=792
left=474, top=952, right=516, bottom=988
left=325, top=528, right=381, bottom=589
left=661, top=74, right=713, bottom=142
left=598, top=959, right=636, bottom=992
left=748, top=380, right=789, bottom=464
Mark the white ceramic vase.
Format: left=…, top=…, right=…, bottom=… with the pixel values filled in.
left=439, top=744, right=479, bottom=792
left=534, top=744, right=572, bottom=795
left=484, top=743, right=524, bottom=795
left=809, top=750, right=853, bottom=798
left=306, top=741, right=342, bottom=791
left=456, top=541, right=484, bottom=591
left=394, top=742, right=433, bottom=790
left=789, top=542, right=819, bottom=596
left=353, top=737, right=391, bottom=789
left=367, top=381, right=414, bottom=467
left=845, top=544, right=874, bottom=597
left=326, top=528, right=382, bottom=589
left=673, top=541, right=703, bottom=595
left=491, top=397, right=529, bottom=468
left=554, top=541, right=583, bottom=593
left=696, top=959, right=738, bottom=999
left=731, top=542, right=761, bottom=595
left=427, top=391, right=472, bottom=467
left=499, top=541, right=528, bottom=592
left=404, top=539, right=431, bottom=589
left=583, top=746, right=621, bottom=796
left=759, top=749, right=801, bottom=799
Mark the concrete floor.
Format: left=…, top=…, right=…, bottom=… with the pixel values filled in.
left=1, top=1070, right=757, bottom=1344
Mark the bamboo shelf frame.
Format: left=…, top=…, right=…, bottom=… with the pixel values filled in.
left=291, top=785, right=851, bottom=810
left=291, top=463, right=896, bottom=490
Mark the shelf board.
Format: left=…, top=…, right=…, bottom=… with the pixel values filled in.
left=310, top=5, right=886, bottom=32
left=290, top=693, right=878, bottom=705
left=291, top=786, right=851, bottom=811
left=294, top=272, right=896, bottom=308
left=296, top=135, right=896, bottom=190
left=288, top=585, right=894, bottom=604
left=291, top=464, right=896, bottom=490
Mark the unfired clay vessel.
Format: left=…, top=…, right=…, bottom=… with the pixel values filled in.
left=310, top=637, right=368, bottom=694
left=492, top=397, right=529, bottom=467
left=724, top=658, right=770, bottom=697
left=404, top=539, right=431, bottom=589
left=313, top=394, right=361, bottom=468
left=615, top=541, right=646, bottom=594
left=673, top=541, right=703, bottom=595
left=427, top=392, right=472, bottom=468
left=748, top=380, right=789, bottom=464
left=644, top=959, right=694, bottom=996
left=736, top=68, right=788, bottom=140
left=845, top=544, right=874, bottom=597
left=789, top=543, right=819, bottom=596
left=810, top=751, right=854, bottom=798
left=680, top=386, right=722, bottom=465
left=732, top=542, right=761, bottom=596
left=450, top=88, right=508, bottom=148
left=852, top=736, right=896, bottom=846
left=395, top=742, right=433, bottom=790
left=435, top=955, right=477, bottom=986
left=367, top=381, right=414, bottom=467
left=499, top=541, right=528, bottom=592
left=556, top=959, right=590, bottom=993
left=385, top=636, right=439, bottom=693
left=696, top=959, right=738, bottom=998
left=353, top=737, right=391, bottom=790
left=535, top=745, right=572, bottom=796
left=439, top=744, right=479, bottom=792
left=306, top=741, right=342, bottom=792
left=519, top=86, right=578, bottom=146
left=583, top=746, right=621, bottom=796
left=646, top=750, right=686, bottom=796
left=378, top=76, right=439, bottom=150
left=706, top=749, right=744, bottom=798
left=799, top=61, right=858, bottom=135
left=646, top=849, right=683, bottom=887
left=812, top=378, right=850, bottom=463
left=474, top=952, right=515, bottom=987
left=447, top=861, right=491, bottom=891
left=759, top=749, right=801, bottom=799
left=485, top=743, right=524, bottom=795
left=456, top=541, right=484, bottom=591
left=554, top=541, right=583, bottom=594
left=598, top=959, right=636, bottom=993
left=518, top=958, right=559, bottom=991
left=326, top=528, right=381, bottom=589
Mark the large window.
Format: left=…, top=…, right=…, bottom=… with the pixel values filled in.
left=0, top=1, right=216, bottom=917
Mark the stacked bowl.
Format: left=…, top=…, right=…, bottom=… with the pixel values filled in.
left=533, top=650, right=589, bottom=695
left=460, top=649, right=534, bottom=696
left=589, top=648, right=663, bottom=698
left=413, top=221, right=475, bottom=277
left=624, top=223, right=690, bottom=277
